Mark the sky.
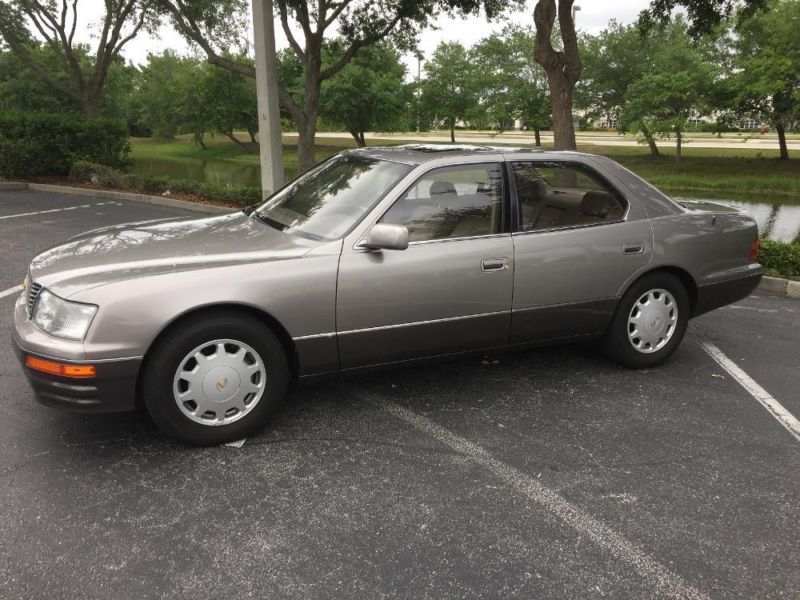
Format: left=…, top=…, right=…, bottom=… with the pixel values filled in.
left=82, top=0, right=653, bottom=71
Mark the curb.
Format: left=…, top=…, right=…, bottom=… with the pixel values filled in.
left=4, top=182, right=235, bottom=215
left=758, top=276, right=800, bottom=299
left=0, top=182, right=28, bottom=191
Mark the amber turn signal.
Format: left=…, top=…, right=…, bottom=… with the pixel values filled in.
left=25, top=355, right=96, bottom=378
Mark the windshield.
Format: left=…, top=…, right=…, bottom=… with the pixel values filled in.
left=252, top=154, right=412, bottom=241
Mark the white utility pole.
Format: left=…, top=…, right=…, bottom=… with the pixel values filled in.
left=252, top=0, right=284, bottom=198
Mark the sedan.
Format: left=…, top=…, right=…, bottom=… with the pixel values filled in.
left=12, top=145, right=762, bottom=444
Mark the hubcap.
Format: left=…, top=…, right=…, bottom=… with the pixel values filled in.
left=172, top=339, right=266, bottom=426
left=627, top=289, right=678, bottom=354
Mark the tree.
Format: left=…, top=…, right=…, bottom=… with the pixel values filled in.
left=162, top=0, right=518, bottom=173
left=132, top=51, right=258, bottom=150
left=0, top=43, right=81, bottom=114
left=579, top=21, right=666, bottom=156
left=133, top=51, right=196, bottom=139
left=470, top=26, right=550, bottom=145
left=533, top=0, right=581, bottom=150
left=421, top=42, right=476, bottom=143
left=732, top=0, right=799, bottom=160
left=620, top=18, right=716, bottom=165
left=201, top=56, right=258, bottom=150
left=0, top=0, right=156, bottom=118
left=640, top=0, right=769, bottom=37
left=320, top=42, right=409, bottom=147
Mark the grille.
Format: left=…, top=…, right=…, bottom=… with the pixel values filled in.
left=26, top=281, right=43, bottom=318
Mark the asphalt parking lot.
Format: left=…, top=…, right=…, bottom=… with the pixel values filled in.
left=1, top=189, right=798, bottom=600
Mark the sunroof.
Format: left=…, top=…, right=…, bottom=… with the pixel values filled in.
left=398, top=143, right=543, bottom=153
left=399, top=144, right=491, bottom=153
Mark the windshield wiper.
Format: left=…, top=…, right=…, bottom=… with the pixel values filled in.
left=249, top=211, right=287, bottom=231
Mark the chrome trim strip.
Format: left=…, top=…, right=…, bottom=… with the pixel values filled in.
left=293, top=332, right=336, bottom=342
left=511, top=218, right=627, bottom=237
left=512, top=297, right=618, bottom=312
left=337, top=310, right=508, bottom=336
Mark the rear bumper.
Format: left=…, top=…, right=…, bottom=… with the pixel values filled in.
left=12, top=340, right=141, bottom=414
left=694, top=268, right=762, bottom=317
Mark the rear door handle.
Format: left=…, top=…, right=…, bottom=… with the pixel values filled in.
left=623, top=242, right=644, bottom=255
left=481, top=257, right=510, bottom=272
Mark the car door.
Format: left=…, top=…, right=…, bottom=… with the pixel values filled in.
left=336, top=161, right=514, bottom=369
left=508, top=158, right=653, bottom=343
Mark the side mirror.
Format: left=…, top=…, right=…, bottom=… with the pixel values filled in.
left=362, top=223, right=409, bottom=251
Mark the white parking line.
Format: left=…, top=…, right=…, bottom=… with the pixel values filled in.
left=0, top=202, right=117, bottom=220
left=700, top=340, right=800, bottom=442
left=371, top=394, right=708, bottom=600
left=0, top=285, right=22, bottom=300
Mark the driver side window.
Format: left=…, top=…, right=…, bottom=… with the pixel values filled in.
left=380, top=163, right=505, bottom=242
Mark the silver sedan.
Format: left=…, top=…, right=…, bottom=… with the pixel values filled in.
left=12, top=145, right=762, bottom=444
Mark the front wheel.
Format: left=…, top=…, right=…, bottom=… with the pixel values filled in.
left=601, top=272, right=689, bottom=368
left=142, top=312, right=289, bottom=445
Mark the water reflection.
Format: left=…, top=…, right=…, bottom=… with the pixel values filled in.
left=131, top=157, right=263, bottom=188
left=675, top=196, right=800, bottom=243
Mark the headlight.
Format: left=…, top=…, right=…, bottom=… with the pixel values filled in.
left=31, top=288, right=98, bottom=341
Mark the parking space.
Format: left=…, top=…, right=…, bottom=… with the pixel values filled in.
left=1, top=190, right=798, bottom=599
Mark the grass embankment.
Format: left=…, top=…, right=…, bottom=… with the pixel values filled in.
left=131, top=134, right=800, bottom=200
left=584, top=145, right=800, bottom=199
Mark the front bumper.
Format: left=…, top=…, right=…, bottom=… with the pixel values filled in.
left=11, top=290, right=141, bottom=413
left=12, top=342, right=141, bottom=413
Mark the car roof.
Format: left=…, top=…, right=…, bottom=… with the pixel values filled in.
left=344, top=144, right=588, bottom=166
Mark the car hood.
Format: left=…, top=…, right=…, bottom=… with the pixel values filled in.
left=29, top=211, right=318, bottom=298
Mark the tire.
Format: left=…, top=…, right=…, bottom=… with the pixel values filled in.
left=601, top=272, right=689, bottom=369
left=142, top=311, right=289, bottom=445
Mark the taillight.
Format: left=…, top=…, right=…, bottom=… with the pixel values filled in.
left=748, top=236, right=759, bottom=262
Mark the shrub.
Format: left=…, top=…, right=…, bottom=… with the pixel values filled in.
left=758, top=239, right=800, bottom=278
left=0, top=112, right=130, bottom=179
left=67, top=160, right=261, bottom=207
left=69, top=160, right=125, bottom=188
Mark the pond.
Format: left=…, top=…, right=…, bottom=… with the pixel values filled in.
left=131, top=156, right=263, bottom=188
left=674, top=194, right=800, bottom=243
left=130, top=157, right=800, bottom=243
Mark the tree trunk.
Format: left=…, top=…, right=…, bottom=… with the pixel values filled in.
left=195, top=132, right=207, bottom=150
left=247, top=127, right=258, bottom=145
left=534, top=0, right=581, bottom=151
left=223, top=131, right=252, bottom=152
left=776, top=121, right=790, bottom=160
left=295, top=55, right=322, bottom=174
left=547, top=75, right=576, bottom=151
left=641, top=125, right=660, bottom=157
left=450, top=120, right=455, bottom=143
left=82, top=96, right=102, bottom=119
left=675, top=128, right=682, bottom=167
left=296, top=118, right=317, bottom=173
left=349, top=129, right=367, bottom=147
left=533, top=125, right=541, bottom=147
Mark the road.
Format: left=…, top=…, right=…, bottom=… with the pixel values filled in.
left=1, top=189, right=798, bottom=599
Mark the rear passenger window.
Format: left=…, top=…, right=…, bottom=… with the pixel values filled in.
left=512, top=162, right=626, bottom=232
left=380, top=163, right=504, bottom=242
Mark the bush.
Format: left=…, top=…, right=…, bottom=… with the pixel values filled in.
left=69, top=160, right=125, bottom=188
left=0, top=112, right=130, bottom=179
left=68, top=161, right=261, bottom=207
left=758, top=239, right=800, bottom=278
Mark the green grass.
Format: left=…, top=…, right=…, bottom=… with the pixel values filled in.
left=130, top=133, right=800, bottom=200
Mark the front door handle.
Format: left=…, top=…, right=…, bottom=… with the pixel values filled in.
left=481, top=257, right=510, bottom=272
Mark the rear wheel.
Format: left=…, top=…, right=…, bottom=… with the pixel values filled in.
left=601, top=272, right=689, bottom=368
left=142, top=312, right=289, bottom=445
